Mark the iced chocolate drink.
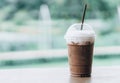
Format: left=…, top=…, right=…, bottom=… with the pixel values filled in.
left=64, top=23, right=95, bottom=77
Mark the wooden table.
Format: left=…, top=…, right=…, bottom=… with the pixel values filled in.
left=0, top=66, right=120, bottom=83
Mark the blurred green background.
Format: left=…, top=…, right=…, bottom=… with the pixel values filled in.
left=0, top=0, right=120, bottom=68
left=0, top=0, right=120, bottom=51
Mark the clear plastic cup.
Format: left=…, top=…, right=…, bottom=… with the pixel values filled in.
left=64, top=23, right=95, bottom=77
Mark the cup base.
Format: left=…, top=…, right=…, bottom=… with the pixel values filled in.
left=71, top=73, right=91, bottom=77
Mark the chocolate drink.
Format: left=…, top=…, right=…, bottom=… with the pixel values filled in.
left=64, top=23, right=95, bottom=77
left=68, top=43, right=94, bottom=77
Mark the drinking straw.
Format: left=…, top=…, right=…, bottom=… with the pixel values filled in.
left=81, top=4, right=87, bottom=30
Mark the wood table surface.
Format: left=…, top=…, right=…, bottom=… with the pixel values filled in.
left=0, top=66, right=120, bottom=83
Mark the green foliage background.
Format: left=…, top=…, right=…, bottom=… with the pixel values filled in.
left=0, top=0, right=120, bottom=51
left=0, top=0, right=118, bottom=20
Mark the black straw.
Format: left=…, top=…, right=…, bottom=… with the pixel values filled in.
left=81, top=4, right=87, bottom=30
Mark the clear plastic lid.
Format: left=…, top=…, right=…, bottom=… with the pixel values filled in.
left=64, top=23, right=95, bottom=45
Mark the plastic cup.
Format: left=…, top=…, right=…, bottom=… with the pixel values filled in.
left=64, top=23, right=95, bottom=77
